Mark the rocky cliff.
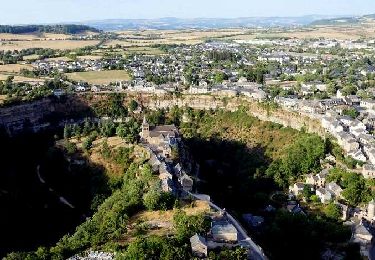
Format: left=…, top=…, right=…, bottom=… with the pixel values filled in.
left=0, top=93, right=326, bottom=137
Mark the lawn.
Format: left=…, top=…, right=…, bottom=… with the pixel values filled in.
left=65, top=70, right=130, bottom=85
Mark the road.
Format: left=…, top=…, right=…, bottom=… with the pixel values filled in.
left=187, top=192, right=267, bottom=260
left=36, top=165, right=75, bottom=209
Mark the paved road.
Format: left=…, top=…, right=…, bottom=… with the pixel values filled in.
left=187, top=192, right=267, bottom=260
left=37, top=165, right=75, bottom=209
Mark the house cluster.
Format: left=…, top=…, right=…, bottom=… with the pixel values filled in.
left=190, top=213, right=240, bottom=258
left=32, top=58, right=121, bottom=74
left=351, top=200, right=375, bottom=258
left=289, top=169, right=375, bottom=258
left=318, top=97, right=375, bottom=179
left=187, top=79, right=267, bottom=101
left=140, top=117, right=193, bottom=194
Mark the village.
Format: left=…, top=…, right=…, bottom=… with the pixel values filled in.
left=2, top=27, right=375, bottom=259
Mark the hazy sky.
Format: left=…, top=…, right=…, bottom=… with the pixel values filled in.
left=1, top=0, right=375, bottom=24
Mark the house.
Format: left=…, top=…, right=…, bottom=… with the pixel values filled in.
left=242, top=214, right=264, bottom=228
left=352, top=223, right=373, bottom=246
left=326, top=182, right=343, bottom=198
left=274, top=96, right=299, bottom=109
left=289, top=183, right=305, bottom=196
left=352, top=223, right=373, bottom=258
left=362, top=164, right=375, bottom=179
left=159, top=162, right=173, bottom=180
left=148, top=153, right=162, bottom=172
left=347, top=149, right=367, bottom=162
left=301, top=81, right=327, bottom=92
left=343, top=95, right=361, bottom=106
left=286, top=201, right=305, bottom=214
left=190, top=234, right=208, bottom=258
left=179, top=174, right=193, bottom=192
left=305, top=174, right=319, bottom=186
left=161, top=178, right=174, bottom=192
left=316, top=188, right=333, bottom=203
left=358, top=133, right=374, bottom=146
left=306, top=169, right=328, bottom=188
left=360, top=99, right=375, bottom=110
left=335, top=131, right=360, bottom=153
left=211, top=221, right=238, bottom=243
left=367, top=199, right=375, bottom=221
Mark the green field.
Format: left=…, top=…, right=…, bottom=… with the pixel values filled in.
left=66, top=70, right=130, bottom=85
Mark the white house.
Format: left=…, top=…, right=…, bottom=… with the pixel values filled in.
left=289, top=183, right=305, bottom=196
left=316, top=188, right=333, bottom=203
left=326, top=182, right=343, bottom=198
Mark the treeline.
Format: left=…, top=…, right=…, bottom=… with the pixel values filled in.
left=0, top=24, right=100, bottom=34
left=0, top=48, right=55, bottom=64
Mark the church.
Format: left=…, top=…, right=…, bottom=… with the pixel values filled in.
left=140, top=116, right=180, bottom=157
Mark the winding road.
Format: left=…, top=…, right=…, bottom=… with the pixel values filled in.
left=36, top=165, right=75, bottom=209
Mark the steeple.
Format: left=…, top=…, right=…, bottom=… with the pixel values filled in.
left=141, top=115, right=149, bottom=138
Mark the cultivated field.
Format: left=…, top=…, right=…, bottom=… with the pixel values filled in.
left=0, top=74, right=45, bottom=83
left=224, top=25, right=375, bottom=40
left=77, top=55, right=103, bottom=60
left=65, top=70, right=130, bottom=84
left=23, top=54, right=40, bottom=60
left=0, top=64, right=33, bottom=73
left=106, top=29, right=247, bottom=47
left=0, top=40, right=100, bottom=51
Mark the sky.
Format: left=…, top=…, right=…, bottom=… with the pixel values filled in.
left=1, top=0, right=375, bottom=24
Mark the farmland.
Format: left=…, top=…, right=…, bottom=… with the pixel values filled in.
left=0, top=40, right=100, bottom=51
left=0, top=64, right=33, bottom=73
left=65, top=70, right=130, bottom=84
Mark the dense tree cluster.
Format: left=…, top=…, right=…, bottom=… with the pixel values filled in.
left=0, top=25, right=99, bottom=34
left=266, top=133, right=325, bottom=187
left=327, top=167, right=374, bottom=205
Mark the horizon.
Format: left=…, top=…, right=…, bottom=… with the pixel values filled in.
left=1, top=0, right=375, bottom=25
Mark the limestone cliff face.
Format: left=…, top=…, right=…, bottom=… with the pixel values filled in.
left=136, top=94, right=326, bottom=137
left=0, top=93, right=326, bottom=137
left=0, top=96, right=92, bottom=135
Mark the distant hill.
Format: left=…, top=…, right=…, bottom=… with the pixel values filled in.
left=310, top=14, right=375, bottom=26
left=0, top=24, right=100, bottom=34
left=83, top=15, right=342, bottom=31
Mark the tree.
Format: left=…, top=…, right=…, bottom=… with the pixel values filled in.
left=342, top=108, right=359, bottom=119
left=63, top=124, right=72, bottom=139
left=82, top=137, right=93, bottom=151
left=324, top=203, right=341, bottom=220
left=63, top=140, right=77, bottom=155
left=129, top=100, right=138, bottom=112
left=341, top=85, right=357, bottom=96
left=82, top=118, right=92, bottom=136
left=100, top=120, right=116, bottom=137
left=143, top=183, right=163, bottom=210
left=173, top=210, right=209, bottom=241
left=302, top=185, right=313, bottom=201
